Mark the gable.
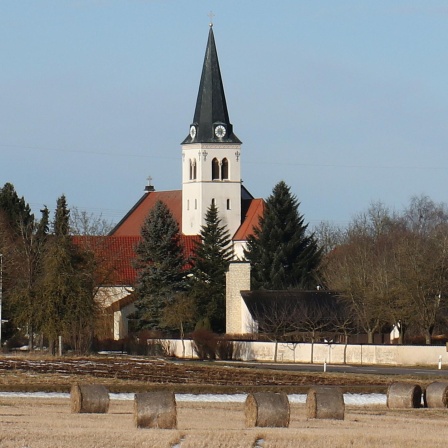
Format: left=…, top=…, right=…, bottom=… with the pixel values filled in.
left=110, top=187, right=263, bottom=243
left=111, top=190, right=182, bottom=236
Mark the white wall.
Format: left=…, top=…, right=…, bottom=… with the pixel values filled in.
left=161, top=339, right=448, bottom=367
left=182, top=142, right=242, bottom=236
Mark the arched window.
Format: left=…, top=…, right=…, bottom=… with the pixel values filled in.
left=227, top=199, right=231, bottom=210
left=212, top=158, right=220, bottom=180
left=189, top=159, right=193, bottom=180
left=211, top=198, right=215, bottom=207
left=192, top=159, right=197, bottom=180
left=221, top=158, right=229, bottom=180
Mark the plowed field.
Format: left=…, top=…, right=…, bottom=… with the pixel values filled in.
left=0, top=355, right=391, bottom=393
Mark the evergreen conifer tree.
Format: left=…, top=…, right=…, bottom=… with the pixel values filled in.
left=40, top=196, right=96, bottom=353
left=8, top=206, right=49, bottom=350
left=245, top=181, right=321, bottom=290
left=0, top=182, right=34, bottom=236
left=0, top=183, right=36, bottom=344
left=190, top=203, right=233, bottom=332
left=133, top=200, right=187, bottom=331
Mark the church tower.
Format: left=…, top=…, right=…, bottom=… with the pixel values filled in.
left=181, top=24, right=242, bottom=236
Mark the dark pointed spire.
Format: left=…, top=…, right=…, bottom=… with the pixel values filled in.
left=182, top=25, right=241, bottom=144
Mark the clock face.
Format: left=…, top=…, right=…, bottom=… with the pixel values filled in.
left=215, top=125, right=226, bottom=138
left=189, top=125, right=196, bottom=139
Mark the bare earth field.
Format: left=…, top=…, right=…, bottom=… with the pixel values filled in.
left=0, top=355, right=398, bottom=393
left=1, top=355, right=448, bottom=447
left=2, top=397, right=448, bottom=448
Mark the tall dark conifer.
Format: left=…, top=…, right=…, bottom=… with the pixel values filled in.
left=40, top=196, right=96, bottom=353
left=8, top=206, right=50, bottom=350
left=245, top=181, right=321, bottom=290
left=133, top=200, right=187, bottom=331
left=0, top=183, right=35, bottom=344
left=0, top=182, right=34, bottom=236
left=190, top=203, right=233, bottom=332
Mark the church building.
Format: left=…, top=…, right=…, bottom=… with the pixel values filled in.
left=110, top=24, right=263, bottom=257
left=97, top=24, right=264, bottom=339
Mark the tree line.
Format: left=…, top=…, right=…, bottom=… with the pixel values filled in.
left=0, top=183, right=100, bottom=353
left=3, top=177, right=448, bottom=351
left=319, top=196, right=448, bottom=345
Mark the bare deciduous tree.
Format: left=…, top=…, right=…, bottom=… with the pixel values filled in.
left=161, top=292, right=197, bottom=357
left=69, top=207, right=114, bottom=236
left=323, top=198, right=448, bottom=345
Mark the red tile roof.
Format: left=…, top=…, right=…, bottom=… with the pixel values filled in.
left=234, top=198, right=264, bottom=241
left=73, top=235, right=139, bottom=286
left=80, top=188, right=264, bottom=287
left=111, top=189, right=264, bottom=242
left=73, top=234, right=199, bottom=286
left=111, top=190, right=182, bottom=236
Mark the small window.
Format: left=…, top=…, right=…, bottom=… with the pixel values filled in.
left=187, top=200, right=190, bottom=211
left=195, top=199, right=197, bottom=210
left=227, top=199, right=231, bottom=210
left=211, top=198, right=215, bottom=207
left=221, top=158, right=229, bottom=180
left=193, top=159, right=197, bottom=180
left=189, top=159, right=193, bottom=180
left=212, top=158, right=220, bottom=180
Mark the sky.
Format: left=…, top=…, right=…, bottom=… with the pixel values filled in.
left=1, top=1, right=448, bottom=229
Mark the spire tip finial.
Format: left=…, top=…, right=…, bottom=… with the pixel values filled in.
left=208, top=11, right=215, bottom=27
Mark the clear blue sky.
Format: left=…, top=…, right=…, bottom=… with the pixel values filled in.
left=1, top=1, right=448, bottom=228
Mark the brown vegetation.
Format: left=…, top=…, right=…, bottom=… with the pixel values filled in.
left=245, top=392, right=290, bottom=427
left=425, top=381, right=448, bottom=408
left=70, top=383, right=110, bottom=413
left=134, top=391, right=177, bottom=429
left=306, top=385, right=345, bottom=420
left=2, top=398, right=448, bottom=447
left=387, top=382, right=422, bottom=409
left=0, top=355, right=396, bottom=394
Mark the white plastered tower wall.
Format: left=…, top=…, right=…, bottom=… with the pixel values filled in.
left=182, top=142, right=242, bottom=236
left=226, top=262, right=254, bottom=334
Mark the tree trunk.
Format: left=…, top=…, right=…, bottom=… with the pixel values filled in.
left=398, top=323, right=404, bottom=344
left=39, top=333, right=44, bottom=351
left=367, top=331, right=374, bottom=344
left=343, top=334, right=348, bottom=365
left=49, top=339, right=56, bottom=356
left=180, top=322, right=185, bottom=358
left=28, top=325, right=34, bottom=352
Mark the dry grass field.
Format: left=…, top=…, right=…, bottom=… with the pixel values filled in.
left=1, top=397, right=448, bottom=448
left=1, top=355, right=447, bottom=447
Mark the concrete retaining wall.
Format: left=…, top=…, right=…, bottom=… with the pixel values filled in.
left=165, top=339, right=448, bottom=367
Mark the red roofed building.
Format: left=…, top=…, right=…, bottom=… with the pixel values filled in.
left=91, top=24, right=264, bottom=339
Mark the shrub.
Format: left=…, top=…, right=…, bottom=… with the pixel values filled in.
left=191, top=329, right=217, bottom=360
left=5, top=331, right=29, bottom=352
left=216, top=338, right=234, bottom=360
